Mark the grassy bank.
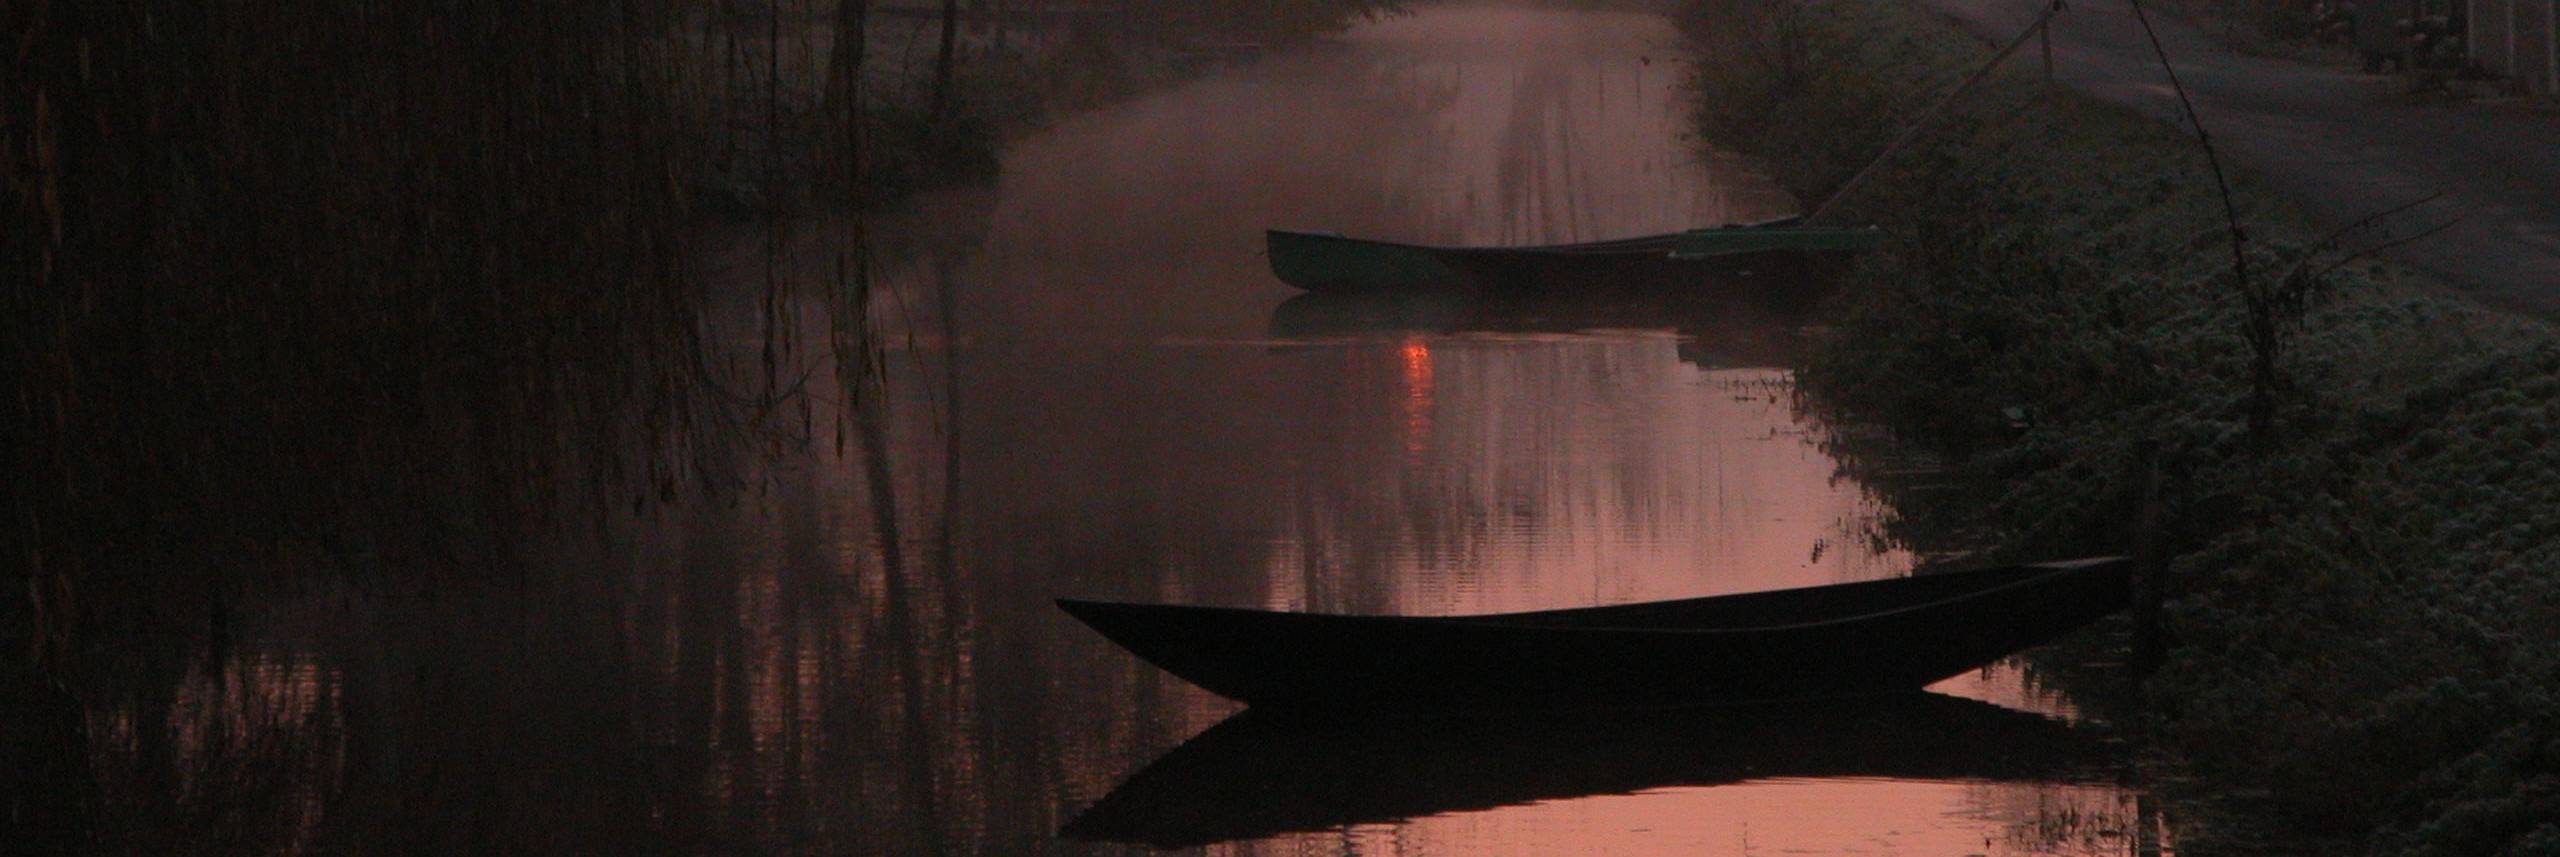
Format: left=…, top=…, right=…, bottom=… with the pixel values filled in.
left=1683, top=1, right=2560, bottom=853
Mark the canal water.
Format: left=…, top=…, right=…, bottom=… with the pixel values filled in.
left=80, top=5, right=2167, bottom=855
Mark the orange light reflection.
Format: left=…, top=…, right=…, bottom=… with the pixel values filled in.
left=1401, top=335, right=1434, bottom=460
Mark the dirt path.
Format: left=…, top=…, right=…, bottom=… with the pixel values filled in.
left=1922, top=0, right=2560, bottom=315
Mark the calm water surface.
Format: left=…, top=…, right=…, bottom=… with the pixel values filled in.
left=92, top=6, right=2169, bottom=855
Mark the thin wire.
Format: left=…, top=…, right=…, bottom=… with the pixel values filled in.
left=1806, top=0, right=2067, bottom=225
left=2124, top=0, right=2250, bottom=292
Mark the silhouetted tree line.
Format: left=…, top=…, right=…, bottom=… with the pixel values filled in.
left=1116, top=0, right=1407, bottom=41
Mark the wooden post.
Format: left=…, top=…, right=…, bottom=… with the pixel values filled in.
left=2130, top=442, right=2166, bottom=676
left=2041, top=16, right=2055, bottom=85
left=2467, top=0, right=2480, bottom=80
left=2136, top=792, right=2165, bottom=857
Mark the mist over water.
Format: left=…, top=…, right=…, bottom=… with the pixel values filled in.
left=69, top=6, right=2168, bottom=855
left=909, top=4, right=1791, bottom=341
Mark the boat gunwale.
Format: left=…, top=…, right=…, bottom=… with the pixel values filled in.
left=1057, top=556, right=2126, bottom=638
left=1264, top=214, right=1811, bottom=256
left=1264, top=228, right=1690, bottom=256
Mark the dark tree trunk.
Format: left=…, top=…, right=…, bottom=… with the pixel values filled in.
left=826, top=0, right=870, bottom=197
left=929, top=0, right=959, bottom=126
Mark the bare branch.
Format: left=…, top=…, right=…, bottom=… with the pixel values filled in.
left=2275, top=192, right=2444, bottom=287
left=2305, top=216, right=2461, bottom=285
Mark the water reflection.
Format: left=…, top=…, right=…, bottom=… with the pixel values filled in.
left=1066, top=693, right=2116, bottom=849
left=54, top=5, right=2168, bottom=856
left=83, top=648, right=344, bottom=856
left=1266, top=288, right=1816, bottom=368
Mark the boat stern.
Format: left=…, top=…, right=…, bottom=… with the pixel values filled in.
left=1265, top=229, right=1470, bottom=294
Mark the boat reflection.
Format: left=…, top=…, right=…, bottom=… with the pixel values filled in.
left=1267, top=287, right=1818, bottom=368
left=1063, top=691, right=2117, bottom=849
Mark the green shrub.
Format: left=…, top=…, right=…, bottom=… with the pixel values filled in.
left=1685, top=1, right=2560, bottom=852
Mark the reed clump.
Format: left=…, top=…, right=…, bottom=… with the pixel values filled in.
left=1685, top=1, right=2560, bottom=854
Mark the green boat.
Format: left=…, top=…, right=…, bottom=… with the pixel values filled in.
left=1265, top=217, right=1882, bottom=295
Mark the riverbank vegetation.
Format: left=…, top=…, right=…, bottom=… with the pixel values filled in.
left=1684, top=1, right=2559, bottom=853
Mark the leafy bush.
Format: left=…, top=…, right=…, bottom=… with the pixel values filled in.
left=1684, top=1, right=2560, bottom=853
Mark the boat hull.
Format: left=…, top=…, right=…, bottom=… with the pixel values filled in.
left=1058, top=557, right=2130, bottom=713
left=1264, top=222, right=1881, bottom=295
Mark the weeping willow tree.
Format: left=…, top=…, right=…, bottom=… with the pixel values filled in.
left=0, top=0, right=1417, bottom=666
left=0, top=0, right=904, bottom=668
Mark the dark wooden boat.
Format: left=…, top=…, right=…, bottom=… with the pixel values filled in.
left=1063, top=691, right=2113, bottom=848
left=1057, top=557, right=2130, bottom=712
left=1264, top=217, right=1882, bottom=295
